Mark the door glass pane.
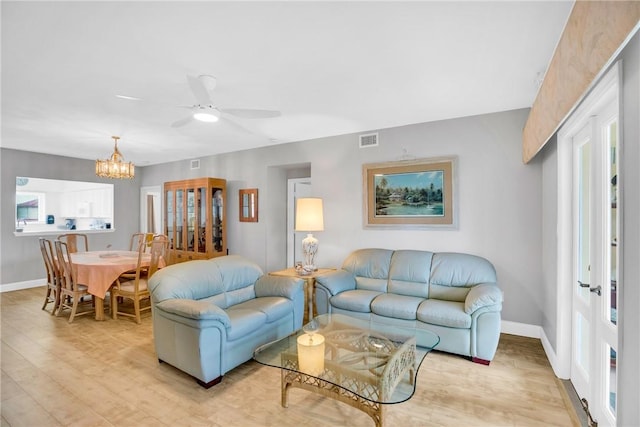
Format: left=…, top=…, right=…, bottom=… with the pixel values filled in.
left=608, top=346, right=617, bottom=414
left=176, top=189, right=183, bottom=250
left=197, top=187, right=206, bottom=253
left=608, top=120, right=618, bottom=326
left=577, top=312, right=590, bottom=374
left=577, top=142, right=591, bottom=303
left=212, top=188, right=223, bottom=254
left=166, top=190, right=174, bottom=248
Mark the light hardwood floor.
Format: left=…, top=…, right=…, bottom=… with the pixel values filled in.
left=1, top=287, right=579, bottom=427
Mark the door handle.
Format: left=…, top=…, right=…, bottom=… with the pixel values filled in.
left=578, top=281, right=601, bottom=296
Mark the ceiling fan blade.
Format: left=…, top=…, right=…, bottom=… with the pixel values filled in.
left=221, top=116, right=255, bottom=135
left=187, top=75, right=213, bottom=105
left=171, top=115, right=194, bottom=128
left=220, top=108, right=281, bottom=119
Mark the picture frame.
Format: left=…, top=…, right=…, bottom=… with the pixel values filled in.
left=239, top=188, right=258, bottom=222
left=363, top=156, right=457, bottom=228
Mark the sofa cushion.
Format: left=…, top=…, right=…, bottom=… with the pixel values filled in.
left=417, top=299, right=471, bottom=329
left=218, top=255, right=263, bottom=292
left=371, top=294, right=424, bottom=320
left=201, top=293, right=226, bottom=309
left=149, top=260, right=224, bottom=303
left=155, top=299, right=230, bottom=326
left=388, top=250, right=433, bottom=298
left=342, top=249, right=392, bottom=292
left=429, top=253, right=497, bottom=302
left=330, top=289, right=382, bottom=313
left=225, top=308, right=267, bottom=340
left=225, top=285, right=257, bottom=308
left=149, top=255, right=263, bottom=305
left=430, top=252, right=497, bottom=286
left=231, top=297, right=292, bottom=323
left=355, top=277, right=388, bottom=292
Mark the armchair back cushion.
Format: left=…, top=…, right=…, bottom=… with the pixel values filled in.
left=150, top=256, right=262, bottom=308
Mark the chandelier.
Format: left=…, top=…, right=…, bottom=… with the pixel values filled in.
left=95, top=136, right=135, bottom=179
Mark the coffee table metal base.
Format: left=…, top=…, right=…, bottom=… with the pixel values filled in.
left=279, top=338, right=417, bottom=427
left=282, top=370, right=387, bottom=427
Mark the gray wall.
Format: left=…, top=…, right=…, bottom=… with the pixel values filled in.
left=142, top=108, right=544, bottom=326
left=0, top=149, right=141, bottom=285
left=540, top=136, right=558, bottom=352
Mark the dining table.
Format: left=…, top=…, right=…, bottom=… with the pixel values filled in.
left=70, top=250, right=153, bottom=321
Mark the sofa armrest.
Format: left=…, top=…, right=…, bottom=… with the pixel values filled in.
left=315, top=270, right=356, bottom=296
left=465, top=283, right=503, bottom=314
left=155, top=299, right=231, bottom=327
left=255, top=275, right=304, bottom=300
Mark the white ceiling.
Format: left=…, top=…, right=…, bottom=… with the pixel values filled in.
left=1, top=1, right=574, bottom=167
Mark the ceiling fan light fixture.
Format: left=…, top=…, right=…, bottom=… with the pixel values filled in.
left=96, top=136, right=135, bottom=179
left=193, top=108, right=220, bottom=123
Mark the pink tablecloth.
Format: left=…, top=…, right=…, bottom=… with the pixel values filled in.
left=71, top=251, right=151, bottom=299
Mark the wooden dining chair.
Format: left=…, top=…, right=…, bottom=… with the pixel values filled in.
left=121, top=233, right=155, bottom=280
left=57, top=233, right=89, bottom=253
left=54, top=240, right=95, bottom=323
left=39, top=238, right=61, bottom=315
left=111, top=236, right=167, bottom=324
left=129, top=232, right=154, bottom=252
left=153, top=234, right=175, bottom=265
left=149, top=235, right=169, bottom=276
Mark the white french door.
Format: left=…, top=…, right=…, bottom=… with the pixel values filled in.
left=563, top=66, right=620, bottom=426
left=286, top=178, right=312, bottom=267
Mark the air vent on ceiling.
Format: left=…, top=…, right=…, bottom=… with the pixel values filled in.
left=359, top=132, right=379, bottom=148
left=190, top=159, right=200, bottom=170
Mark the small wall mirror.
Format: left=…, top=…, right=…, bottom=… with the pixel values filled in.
left=239, top=188, right=258, bottom=222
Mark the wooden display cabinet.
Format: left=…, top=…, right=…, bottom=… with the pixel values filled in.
left=164, top=178, right=226, bottom=263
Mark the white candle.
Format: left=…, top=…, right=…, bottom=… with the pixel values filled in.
left=297, top=333, right=325, bottom=376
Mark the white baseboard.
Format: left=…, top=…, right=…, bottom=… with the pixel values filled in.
left=501, top=320, right=542, bottom=338
left=0, top=279, right=44, bottom=293
left=540, top=329, right=568, bottom=378
left=501, top=320, right=567, bottom=379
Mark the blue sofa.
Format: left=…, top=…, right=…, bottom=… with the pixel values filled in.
left=148, top=255, right=305, bottom=387
left=315, top=249, right=503, bottom=364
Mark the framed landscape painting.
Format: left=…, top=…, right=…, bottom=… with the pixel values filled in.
left=363, top=156, right=457, bottom=228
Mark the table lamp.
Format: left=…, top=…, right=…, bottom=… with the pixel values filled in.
left=294, top=198, right=324, bottom=271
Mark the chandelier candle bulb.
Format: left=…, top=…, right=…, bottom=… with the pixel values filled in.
left=297, top=333, right=325, bottom=376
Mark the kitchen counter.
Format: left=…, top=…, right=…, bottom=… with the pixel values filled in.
left=14, top=229, right=115, bottom=237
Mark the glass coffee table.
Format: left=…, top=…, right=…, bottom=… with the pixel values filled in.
left=253, top=314, right=439, bottom=427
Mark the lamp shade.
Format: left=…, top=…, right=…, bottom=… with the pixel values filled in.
left=295, top=198, right=324, bottom=231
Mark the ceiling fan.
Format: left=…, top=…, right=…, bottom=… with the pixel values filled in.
left=171, top=75, right=281, bottom=128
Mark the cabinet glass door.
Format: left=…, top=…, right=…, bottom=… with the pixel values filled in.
left=166, top=190, right=174, bottom=249
left=175, top=189, right=184, bottom=251
left=197, top=187, right=206, bottom=253
left=187, top=188, right=195, bottom=251
left=212, top=188, right=224, bottom=254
